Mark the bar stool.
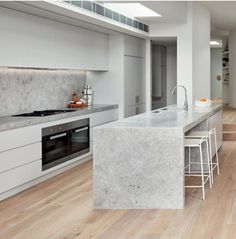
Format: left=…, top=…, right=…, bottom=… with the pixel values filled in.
left=186, top=128, right=220, bottom=184
left=184, top=137, right=212, bottom=200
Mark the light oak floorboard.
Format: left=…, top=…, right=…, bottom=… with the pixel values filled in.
left=1, top=142, right=236, bottom=238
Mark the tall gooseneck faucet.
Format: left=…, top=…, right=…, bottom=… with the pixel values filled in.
left=171, top=85, right=188, bottom=111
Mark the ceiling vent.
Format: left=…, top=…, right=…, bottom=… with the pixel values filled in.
left=63, top=1, right=149, bottom=33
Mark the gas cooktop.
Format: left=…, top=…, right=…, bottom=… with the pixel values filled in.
left=13, top=109, right=76, bottom=117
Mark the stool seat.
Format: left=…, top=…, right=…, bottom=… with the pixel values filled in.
left=185, top=138, right=204, bottom=147
left=186, top=131, right=209, bottom=137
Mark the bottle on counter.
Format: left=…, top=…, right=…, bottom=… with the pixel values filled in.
left=82, top=85, right=93, bottom=106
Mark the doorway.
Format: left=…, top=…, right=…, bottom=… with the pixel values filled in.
left=151, top=37, right=177, bottom=110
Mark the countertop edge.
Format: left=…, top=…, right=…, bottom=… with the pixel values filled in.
left=0, top=104, right=119, bottom=133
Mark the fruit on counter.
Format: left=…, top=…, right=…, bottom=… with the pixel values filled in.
left=199, top=97, right=207, bottom=102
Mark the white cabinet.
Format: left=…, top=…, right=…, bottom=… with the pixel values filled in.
left=209, top=110, right=223, bottom=151
left=90, top=109, right=118, bottom=127
left=124, top=55, right=146, bottom=118
left=0, top=125, right=41, bottom=152
left=0, top=142, right=41, bottom=173
left=124, top=103, right=146, bottom=118
left=0, top=7, right=108, bottom=70
left=0, top=160, right=41, bottom=193
left=0, top=108, right=118, bottom=200
left=124, top=56, right=146, bottom=107
left=90, top=109, right=118, bottom=142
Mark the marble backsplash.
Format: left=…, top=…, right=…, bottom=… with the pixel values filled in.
left=0, top=68, right=86, bottom=116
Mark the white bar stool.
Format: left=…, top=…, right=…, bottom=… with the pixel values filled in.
left=186, top=128, right=220, bottom=184
left=184, top=137, right=212, bottom=200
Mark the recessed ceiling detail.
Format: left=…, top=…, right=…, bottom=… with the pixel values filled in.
left=63, top=1, right=149, bottom=33
left=103, top=3, right=162, bottom=18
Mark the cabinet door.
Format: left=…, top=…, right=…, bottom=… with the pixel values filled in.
left=90, top=109, right=118, bottom=128
left=124, top=56, right=145, bottom=107
left=0, top=160, right=41, bottom=193
left=124, top=105, right=136, bottom=118
left=124, top=103, right=146, bottom=118
left=209, top=110, right=223, bottom=151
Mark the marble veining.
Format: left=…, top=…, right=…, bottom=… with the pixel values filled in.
left=98, top=105, right=222, bottom=132
left=0, top=68, right=86, bottom=116
left=93, top=104, right=223, bottom=209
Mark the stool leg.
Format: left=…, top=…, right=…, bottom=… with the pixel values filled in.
left=206, top=138, right=212, bottom=189
left=209, top=135, right=214, bottom=184
left=188, top=147, right=191, bottom=174
left=213, top=129, right=220, bottom=175
left=199, top=144, right=205, bottom=200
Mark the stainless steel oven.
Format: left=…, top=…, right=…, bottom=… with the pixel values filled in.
left=42, top=118, right=90, bottom=171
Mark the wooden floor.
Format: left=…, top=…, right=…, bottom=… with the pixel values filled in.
left=1, top=142, right=236, bottom=239
left=223, top=106, right=236, bottom=124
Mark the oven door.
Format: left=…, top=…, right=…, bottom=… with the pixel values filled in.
left=68, top=125, right=90, bottom=160
left=42, top=131, right=69, bottom=171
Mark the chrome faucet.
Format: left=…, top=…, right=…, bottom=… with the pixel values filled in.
left=171, top=85, right=188, bottom=111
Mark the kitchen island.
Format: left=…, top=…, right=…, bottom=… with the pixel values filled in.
left=93, top=105, right=223, bottom=209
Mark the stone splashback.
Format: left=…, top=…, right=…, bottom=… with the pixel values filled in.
left=0, top=68, right=86, bottom=116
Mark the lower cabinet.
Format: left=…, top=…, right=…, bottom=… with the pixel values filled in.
left=0, top=142, right=41, bottom=173
left=209, top=110, right=223, bottom=151
left=124, top=103, right=146, bottom=118
left=0, top=160, right=41, bottom=193
left=0, top=108, right=118, bottom=199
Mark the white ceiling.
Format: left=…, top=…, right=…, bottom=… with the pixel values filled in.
left=136, top=1, right=187, bottom=24
left=202, top=1, right=236, bottom=31
left=102, top=1, right=236, bottom=31
left=99, top=1, right=188, bottom=24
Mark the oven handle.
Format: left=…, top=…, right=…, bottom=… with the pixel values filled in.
left=50, top=132, right=67, bottom=140
left=74, top=126, right=89, bottom=133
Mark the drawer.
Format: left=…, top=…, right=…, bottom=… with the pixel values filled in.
left=0, top=160, right=41, bottom=193
left=0, top=125, right=41, bottom=152
left=0, top=142, right=41, bottom=173
left=90, top=109, right=118, bottom=127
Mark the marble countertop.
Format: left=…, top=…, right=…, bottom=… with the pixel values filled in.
left=97, top=104, right=222, bottom=132
left=0, top=104, right=118, bottom=132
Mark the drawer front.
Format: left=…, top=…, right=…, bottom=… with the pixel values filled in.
left=0, top=125, right=41, bottom=152
left=90, top=109, right=118, bottom=127
left=0, top=160, right=41, bottom=193
left=0, top=142, right=41, bottom=173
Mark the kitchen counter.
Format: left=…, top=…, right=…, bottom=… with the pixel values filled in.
left=96, top=104, right=222, bottom=132
left=93, top=104, right=223, bottom=209
left=0, top=104, right=118, bottom=132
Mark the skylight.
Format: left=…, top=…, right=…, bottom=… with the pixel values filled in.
left=210, top=41, right=220, bottom=46
left=103, top=3, right=162, bottom=18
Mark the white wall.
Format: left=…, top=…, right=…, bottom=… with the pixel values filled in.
left=149, top=23, right=193, bottom=106
left=192, top=2, right=211, bottom=101
left=149, top=2, right=211, bottom=106
left=166, top=46, right=177, bottom=105
left=229, top=30, right=236, bottom=107
left=0, top=6, right=108, bottom=70
left=211, top=48, right=222, bottom=99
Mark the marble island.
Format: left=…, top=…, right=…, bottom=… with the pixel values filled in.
left=93, top=105, right=223, bottom=209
